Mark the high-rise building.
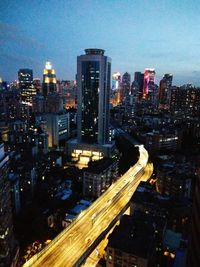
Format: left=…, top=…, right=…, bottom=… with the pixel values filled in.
left=36, top=112, right=70, bottom=148
left=170, top=85, right=200, bottom=117
left=58, top=80, right=77, bottom=109
left=18, top=69, right=33, bottom=85
left=0, top=143, right=18, bottom=266
left=46, top=92, right=63, bottom=113
left=112, top=72, right=121, bottom=90
left=133, top=71, right=144, bottom=99
left=42, top=62, right=57, bottom=96
left=18, top=69, right=36, bottom=105
left=143, top=68, right=156, bottom=99
left=111, top=72, right=121, bottom=106
left=77, top=48, right=111, bottom=145
left=122, top=72, right=131, bottom=99
left=67, top=48, right=115, bottom=164
left=158, top=74, right=173, bottom=108
left=32, top=93, right=45, bottom=113
left=187, top=158, right=200, bottom=267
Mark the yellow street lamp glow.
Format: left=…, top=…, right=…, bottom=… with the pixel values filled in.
left=170, top=253, right=175, bottom=259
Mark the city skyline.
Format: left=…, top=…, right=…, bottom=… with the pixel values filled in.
left=0, top=2, right=200, bottom=265
left=1, top=0, right=200, bottom=85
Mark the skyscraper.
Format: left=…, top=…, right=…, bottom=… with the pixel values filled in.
left=111, top=72, right=121, bottom=106
left=0, top=143, right=18, bottom=266
left=77, top=48, right=111, bottom=145
left=158, top=74, right=173, bottom=108
left=18, top=69, right=36, bottom=105
left=143, top=68, right=156, bottom=99
left=67, top=49, right=115, bottom=164
left=122, top=72, right=131, bottom=99
left=112, top=72, right=121, bottom=90
left=133, top=71, right=144, bottom=99
left=42, top=62, right=57, bottom=96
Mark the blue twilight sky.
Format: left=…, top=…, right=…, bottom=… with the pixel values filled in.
left=0, top=0, right=200, bottom=85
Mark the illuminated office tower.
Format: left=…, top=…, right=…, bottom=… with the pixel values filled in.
left=0, top=143, right=18, bottom=266
left=143, top=68, right=156, bottom=99
left=77, top=48, right=111, bottom=145
left=112, top=72, right=121, bottom=90
left=18, top=69, right=36, bottom=105
left=67, top=49, right=115, bottom=164
left=158, top=74, right=173, bottom=108
left=111, top=72, right=121, bottom=106
left=42, top=62, right=57, bottom=96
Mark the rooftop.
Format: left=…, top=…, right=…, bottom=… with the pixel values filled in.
left=84, top=48, right=105, bottom=55
left=107, top=214, right=155, bottom=258
left=84, top=157, right=115, bottom=174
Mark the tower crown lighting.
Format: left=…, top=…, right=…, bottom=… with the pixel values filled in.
left=45, top=62, right=52, bottom=70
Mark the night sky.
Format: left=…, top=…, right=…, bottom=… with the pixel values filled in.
left=1, top=0, right=200, bottom=85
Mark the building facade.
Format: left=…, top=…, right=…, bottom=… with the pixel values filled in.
left=77, top=48, right=111, bottom=145
left=106, top=214, right=156, bottom=267
left=83, top=158, right=118, bottom=198
left=133, top=71, right=144, bottom=99
left=18, top=69, right=36, bottom=105
left=67, top=48, right=115, bottom=163
left=143, top=68, right=156, bottom=99
left=158, top=74, right=173, bottom=108
left=170, top=85, right=200, bottom=118
left=187, top=158, right=200, bottom=267
left=37, top=112, right=70, bottom=148
left=121, top=72, right=131, bottom=100
left=0, top=143, right=18, bottom=267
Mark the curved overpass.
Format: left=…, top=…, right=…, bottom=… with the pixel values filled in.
left=23, top=145, right=152, bottom=267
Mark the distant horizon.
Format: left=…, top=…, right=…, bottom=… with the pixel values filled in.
left=2, top=63, right=199, bottom=88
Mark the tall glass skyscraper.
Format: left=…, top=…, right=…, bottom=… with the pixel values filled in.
left=77, top=48, right=111, bottom=145
left=67, top=49, right=115, bottom=164
left=18, top=69, right=36, bottom=105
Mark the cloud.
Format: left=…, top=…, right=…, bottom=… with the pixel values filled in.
left=0, top=22, right=43, bottom=48
left=0, top=52, right=39, bottom=65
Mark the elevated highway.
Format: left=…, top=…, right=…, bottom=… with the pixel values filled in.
left=23, top=145, right=152, bottom=267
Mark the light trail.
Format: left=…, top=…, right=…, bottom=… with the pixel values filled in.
left=23, top=145, right=152, bottom=267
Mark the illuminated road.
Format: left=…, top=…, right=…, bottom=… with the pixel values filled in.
left=23, top=145, right=152, bottom=267
left=82, top=164, right=153, bottom=267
